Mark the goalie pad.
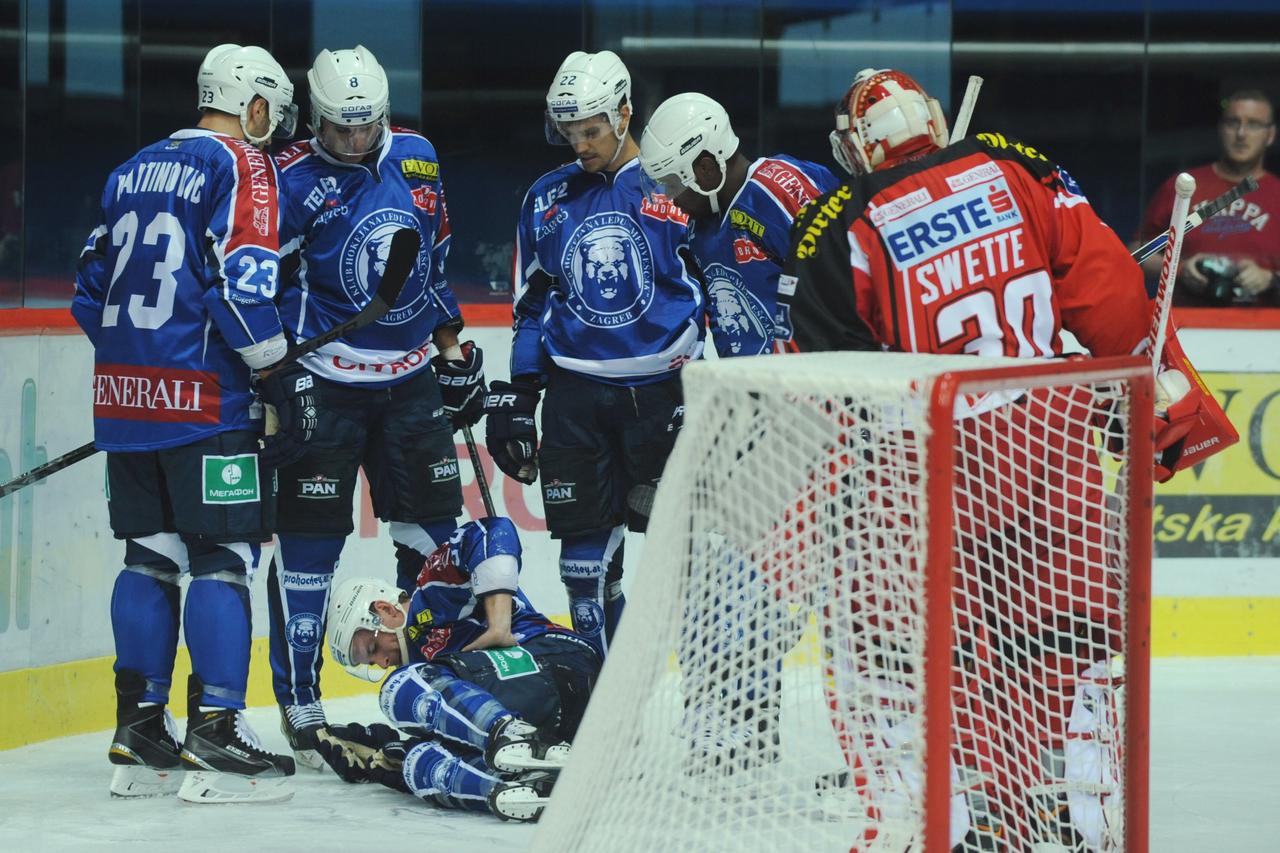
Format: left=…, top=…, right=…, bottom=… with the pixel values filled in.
left=1154, top=330, right=1238, bottom=482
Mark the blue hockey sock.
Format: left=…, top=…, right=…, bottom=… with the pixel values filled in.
left=380, top=664, right=512, bottom=750
left=267, top=535, right=344, bottom=706
left=402, top=741, right=495, bottom=812
left=559, top=525, right=625, bottom=658
left=184, top=574, right=251, bottom=710
left=110, top=562, right=180, bottom=705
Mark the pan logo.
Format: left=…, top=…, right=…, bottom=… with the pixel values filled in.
left=0, top=379, right=46, bottom=634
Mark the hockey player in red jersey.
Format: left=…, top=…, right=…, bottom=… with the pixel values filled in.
left=780, top=68, right=1234, bottom=848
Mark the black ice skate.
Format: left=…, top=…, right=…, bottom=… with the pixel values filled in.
left=485, top=716, right=571, bottom=775
left=108, top=669, right=183, bottom=798
left=489, top=770, right=558, bottom=822
left=177, top=675, right=295, bottom=803
left=280, top=701, right=327, bottom=771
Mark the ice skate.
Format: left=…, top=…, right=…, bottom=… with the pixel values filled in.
left=489, top=770, right=558, bottom=822
left=108, top=670, right=183, bottom=799
left=485, top=716, right=570, bottom=775
left=280, top=701, right=327, bottom=771
left=177, top=676, right=295, bottom=803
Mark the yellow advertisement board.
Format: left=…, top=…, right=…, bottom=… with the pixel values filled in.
left=1154, top=371, right=1280, bottom=557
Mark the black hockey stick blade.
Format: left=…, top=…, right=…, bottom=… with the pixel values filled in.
left=1132, top=176, right=1259, bottom=263
left=0, top=440, right=96, bottom=499
left=276, top=226, right=421, bottom=368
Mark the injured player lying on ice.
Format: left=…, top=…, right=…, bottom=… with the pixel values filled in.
left=314, top=516, right=601, bottom=821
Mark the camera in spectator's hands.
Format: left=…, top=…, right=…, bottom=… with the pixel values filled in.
left=1195, top=255, right=1239, bottom=304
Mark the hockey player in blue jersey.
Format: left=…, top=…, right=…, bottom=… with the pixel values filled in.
left=482, top=51, right=702, bottom=660
left=638, top=92, right=838, bottom=358
left=72, top=44, right=302, bottom=803
left=267, top=46, right=485, bottom=769
left=312, top=516, right=600, bottom=821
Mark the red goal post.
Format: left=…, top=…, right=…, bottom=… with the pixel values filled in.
left=533, top=352, right=1153, bottom=853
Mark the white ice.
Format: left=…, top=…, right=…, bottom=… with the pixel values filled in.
left=0, top=657, right=1276, bottom=852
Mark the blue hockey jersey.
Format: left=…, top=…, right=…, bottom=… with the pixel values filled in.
left=690, top=156, right=838, bottom=358
left=512, top=158, right=704, bottom=385
left=402, top=517, right=572, bottom=662
left=72, top=129, right=286, bottom=451
left=274, top=128, right=461, bottom=387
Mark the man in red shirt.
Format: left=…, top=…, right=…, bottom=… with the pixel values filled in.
left=1137, top=89, right=1280, bottom=305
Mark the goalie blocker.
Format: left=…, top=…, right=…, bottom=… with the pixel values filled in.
left=1153, top=329, right=1239, bottom=482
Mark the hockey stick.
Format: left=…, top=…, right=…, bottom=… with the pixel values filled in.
left=461, top=424, right=497, bottom=518
left=0, top=227, right=422, bottom=499
left=1147, top=172, right=1196, bottom=373
left=949, top=75, right=983, bottom=143
left=1131, top=176, right=1258, bottom=264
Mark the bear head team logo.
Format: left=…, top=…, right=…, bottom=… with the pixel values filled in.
left=704, top=263, right=773, bottom=356
left=560, top=212, right=655, bottom=329
left=340, top=208, right=427, bottom=325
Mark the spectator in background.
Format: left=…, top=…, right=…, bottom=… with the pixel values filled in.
left=1137, top=89, right=1280, bottom=306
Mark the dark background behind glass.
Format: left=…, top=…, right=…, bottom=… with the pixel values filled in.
left=1, top=0, right=1276, bottom=308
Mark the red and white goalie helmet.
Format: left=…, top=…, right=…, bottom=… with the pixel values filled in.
left=829, top=67, right=949, bottom=176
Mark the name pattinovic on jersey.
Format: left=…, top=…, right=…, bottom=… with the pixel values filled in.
left=512, top=159, right=706, bottom=385
left=72, top=128, right=285, bottom=451
left=275, top=128, right=461, bottom=387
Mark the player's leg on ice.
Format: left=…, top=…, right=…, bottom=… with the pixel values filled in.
left=267, top=534, right=343, bottom=767
left=557, top=526, right=625, bottom=658
left=107, top=535, right=185, bottom=798
left=179, top=536, right=295, bottom=803
left=401, top=740, right=558, bottom=822
left=380, top=661, right=572, bottom=773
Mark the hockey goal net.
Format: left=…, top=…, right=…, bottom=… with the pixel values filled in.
left=532, top=352, right=1153, bottom=853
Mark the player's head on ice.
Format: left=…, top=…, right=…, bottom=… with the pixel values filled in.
left=830, top=67, right=949, bottom=176
left=327, top=576, right=410, bottom=681
left=639, top=92, right=741, bottom=218
left=545, top=50, right=636, bottom=174
left=308, top=45, right=390, bottom=163
left=197, top=44, right=297, bottom=148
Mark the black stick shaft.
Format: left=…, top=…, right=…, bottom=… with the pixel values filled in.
left=1131, top=176, right=1259, bottom=263
left=461, top=424, right=497, bottom=518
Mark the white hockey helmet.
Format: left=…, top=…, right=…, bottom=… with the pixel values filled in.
left=197, top=44, right=298, bottom=146
left=307, top=46, right=390, bottom=157
left=326, top=576, right=410, bottom=682
left=544, top=50, right=632, bottom=145
left=829, top=67, right=948, bottom=176
left=639, top=92, right=739, bottom=208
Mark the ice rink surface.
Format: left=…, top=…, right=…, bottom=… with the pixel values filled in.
left=0, top=657, right=1275, bottom=853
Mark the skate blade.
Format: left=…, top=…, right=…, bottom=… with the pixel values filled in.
left=491, top=788, right=551, bottom=822
left=292, top=748, right=326, bottom=772
left=491, top=742, right=569, bottom=774
left=109, top=765, right=183, bottom=798
left=177, top=771, right=293, bottom=804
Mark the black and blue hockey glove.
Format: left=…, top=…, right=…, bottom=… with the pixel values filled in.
left=254, top=361, right=318, bottom=469
left=431, top=340, right=488, bottom=430
left=482, top=379, right=540, bottom=485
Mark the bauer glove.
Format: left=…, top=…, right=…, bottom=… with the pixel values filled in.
left=253, top=361, right=318, bottom=469
left=315, top=722, right=412, bottom=790
left=431, top=340, right=488, bottom=430
left=483, top=379, right=540, bottom=484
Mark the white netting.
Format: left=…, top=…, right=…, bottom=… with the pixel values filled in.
left=533, top=353, right=1150, bottom=853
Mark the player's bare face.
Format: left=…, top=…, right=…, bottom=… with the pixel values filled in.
left=319, top=118, right=383, bottom=163
left=351, top=626, right=402, bottom=670
left=1219, top=98, right=1275, bottom=169
left=561, top=116, right=620, bottom=173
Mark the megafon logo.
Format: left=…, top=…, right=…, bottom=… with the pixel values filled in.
left=0, top=379, right=47, bottom=633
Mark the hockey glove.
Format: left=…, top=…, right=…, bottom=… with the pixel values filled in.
left=254, top=361, right=319, bottom=469
left=315, top=722, right=404, bottom=784
left=483, top=380, right=540, bottom=484
left=431, top=340, right=488, bottom=430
